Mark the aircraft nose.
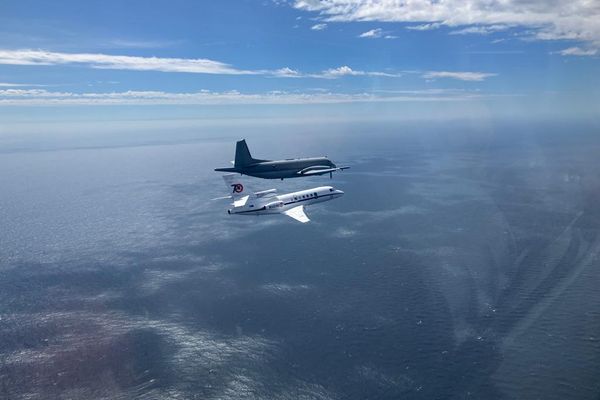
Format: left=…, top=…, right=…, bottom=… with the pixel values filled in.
left=335, top=189, right=344, bottom=196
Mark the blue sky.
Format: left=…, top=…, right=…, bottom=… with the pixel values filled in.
left=0, top=0, right=599, bottom=127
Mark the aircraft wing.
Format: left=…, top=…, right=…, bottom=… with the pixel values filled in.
left=283, top=205, right=310, bottom=223
left=297, top=166, right=350, bottom=176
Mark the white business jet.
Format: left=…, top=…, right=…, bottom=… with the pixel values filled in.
left=219, top=174, right=344, bottom=223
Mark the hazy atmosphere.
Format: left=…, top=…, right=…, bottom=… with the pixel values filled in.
left=1, top=1, right=599, bottom=399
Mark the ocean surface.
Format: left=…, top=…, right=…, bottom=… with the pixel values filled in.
left=1, top=119, right=599, bottom=399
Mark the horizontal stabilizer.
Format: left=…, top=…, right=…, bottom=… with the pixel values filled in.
left=233, top=195, right=249, bottom=207
left=215, top=167, right=239, bottom=173
left=211, top=195, right=232, bottom=201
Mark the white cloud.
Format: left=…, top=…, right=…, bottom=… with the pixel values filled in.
left=0, top=88, right=488, bottom=106
left=108, top=38, right=182, bottom=49
left=556, top=47, right=598, bottom=57
left=310, top=23, right=328, bottom=30
left=0, top=82, right=47, bottom=87
left=0, top=50, right=404, bottom=80
left=406, top=23, right=442, bottom=31
left=423, top=71, right=497, bottom=81
left=0, top=49, right=255, bottom=75
left=449, top=25, right=509, bottom=36
left=271, top=67, right=302, bottom=77
left=359, top=28, right=383, bottom=38
left=358, top=28, right=397, bottom=39
left=293, top=0, right=600, bottom=51
left=313, top=65, right=402, bottom=78
left=320, top=65, right=362, bottom=77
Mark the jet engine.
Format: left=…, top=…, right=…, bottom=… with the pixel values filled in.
left=255, top=189, right=277, bottom=198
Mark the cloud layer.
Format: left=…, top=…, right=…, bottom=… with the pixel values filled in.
left=294, top=0, right=600, bottom=53
left=423, top=71, right=497, bottom=82
left=0, top=49, right=254, bottom=75
left=316, top=65, right=402, bottom=78
left=0, top=88, right=488, bottom=106
left=556, top=47, right=598, bottom=57
left=0, top=49, right=410, bottom=78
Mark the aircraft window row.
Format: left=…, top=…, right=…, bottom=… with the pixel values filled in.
left=295, top=193, right=319, bottom=201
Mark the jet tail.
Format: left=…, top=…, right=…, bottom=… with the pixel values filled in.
left=234, top=139, right=265, bottom=167
left=222, top=174, right=254, bottom=207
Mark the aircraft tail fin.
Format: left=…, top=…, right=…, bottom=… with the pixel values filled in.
left=222, top=174, right=254, bottom=201
left=234, top=139, right=265, bottom=167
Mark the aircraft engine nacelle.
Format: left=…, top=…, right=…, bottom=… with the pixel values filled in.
left=255, top=189, right=277, bottom=198
left=265, top=201, right=284, bottom=210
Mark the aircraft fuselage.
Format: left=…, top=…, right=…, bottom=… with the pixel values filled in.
left=215, top=139, right=348, bottom=180
left=228, top=186, right=344, bottom=216
left=218, top=157, right=336, bottom=179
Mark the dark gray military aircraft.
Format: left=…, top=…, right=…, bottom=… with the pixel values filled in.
left=215, top=139, right=349, bottom=180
